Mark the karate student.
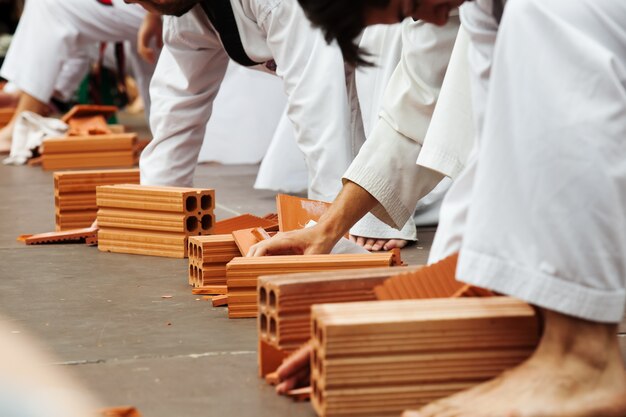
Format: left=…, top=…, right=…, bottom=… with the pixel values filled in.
left=253, top=0, right=626, bottom=415
left=249, top=23, right=473, bottom=258
left=0, top=0, right=157, bottom=153
left=125, top=0, right=352, bottom=203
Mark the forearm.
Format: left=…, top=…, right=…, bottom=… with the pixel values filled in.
left=316, top=181, right=378, bottom=246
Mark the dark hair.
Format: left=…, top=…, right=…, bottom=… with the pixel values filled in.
left=297, top=0, right=391, bottom=66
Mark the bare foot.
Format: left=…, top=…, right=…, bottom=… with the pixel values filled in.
left=349, top=235, right=410, bottom=251
left=403, top=310, right=626, bottom=417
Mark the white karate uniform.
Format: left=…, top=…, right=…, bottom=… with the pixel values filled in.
left=343, top=17, right=469, bottom=230
left=0, top=0, right=152, bottom=108
left=348, top=21, right=461, bottom=240
left=433, top=0, right=626, bottom=323
left=140, top=1, right=352, bottom=203
left=349, top=23, right=421, bottom=241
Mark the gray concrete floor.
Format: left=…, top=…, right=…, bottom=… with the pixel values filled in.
left=0, top=112, right=624, bottom=415
left=0, top=150, right=432, bottom=416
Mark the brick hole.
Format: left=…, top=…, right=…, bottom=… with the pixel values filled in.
left=185, top=196, right=197, bottom=212
left=260, top=314, right=268, bottom=336
left=269, top=316, right=277, bottom=340
left=201, top=195, right=212, bottom=210
left=259, top=287, right=267, bottom=307
left=186, top=216, right=199, bottom=232
left=269, top=290, right=276, bottom=309
left=201, top=214, right=213, bottom=231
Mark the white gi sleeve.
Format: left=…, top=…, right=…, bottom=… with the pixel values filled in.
left=140, top=7, right=229, bottom=187
left=256, top=1, right=353, bottom=202
left=343, top=18, right=460, bottom=229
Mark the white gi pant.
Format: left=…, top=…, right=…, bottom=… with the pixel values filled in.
left=0, top=0, right=152, bottom=110
left=433, top=0, right=626, bottom=323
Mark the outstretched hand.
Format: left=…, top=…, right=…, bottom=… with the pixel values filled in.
left=137, top=13, right=163, bottom=64
left=247, top=225, right=336, bottom=257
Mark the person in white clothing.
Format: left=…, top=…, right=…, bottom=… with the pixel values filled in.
left=0, top=0, right=157, bottom=153
left=127, top=0, right=353, bottom=203
left=252, top=0, right=626, bottom=415
left=347, top=17, right=460, bottom=250
left=254, top=18, right=460, bottom=251
left=249, top=22, right=471, bottom=258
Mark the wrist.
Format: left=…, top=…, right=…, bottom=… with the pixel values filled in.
left=314, top=217, right=348, bottom=251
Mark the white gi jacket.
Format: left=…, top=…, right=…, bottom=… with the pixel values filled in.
left=141, top=0, right=353, bottom=202
left=343, top=18, right=473, bottom=230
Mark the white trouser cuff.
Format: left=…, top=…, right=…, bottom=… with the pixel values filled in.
left=458, top=249, right=626, bottom=324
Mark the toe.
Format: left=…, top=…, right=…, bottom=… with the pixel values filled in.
left=371, top=239, right=387, bottom=251
left=363, top=238, right=376, bottom=250
left=383, top=239, right=409, bottom=250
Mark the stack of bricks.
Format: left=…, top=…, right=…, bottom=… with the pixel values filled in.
left=41, top=133, right=138, bottom=171
left=97, top=184, right=214, bottom=258
left=310, top=297, right=540, bottom=417
left=257, top=266, right=423, bottom=376
left=54, top=169, right=140, bottom=231
left=227, top=251, right=402, bottom=319
left=40, top=105, right=139, bottom=170
left=187, top=214, right=278, bottom=290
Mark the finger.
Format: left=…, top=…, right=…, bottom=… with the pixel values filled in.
left=277, top=344, right=311, bottom=381
left=247, top=243, right=261, bottom=257
left=355, top=236, right=366, bottom=247
left=145, top=49, right=156, bottom=64
left=275, top=378, right=297, bottom=395
left=370, top=239, right=386, bottom=251
left=363, top=238, right=377, bottom=251
left=348, top=234, right=357, bottom=243
left=137, top=42, right=153, bottom=64
left=276, top=366, right=311, bottom=394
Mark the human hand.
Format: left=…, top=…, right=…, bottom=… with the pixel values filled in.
left=275, top=342, right=312, bottom=394
left=137, top=13, right=163, bottom=64
left=247, top=225, right=336, bottom=257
